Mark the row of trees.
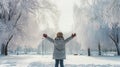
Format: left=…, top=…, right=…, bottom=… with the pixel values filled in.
left=14, top=42, right=115, bottom=56
left=37, top=39, right=81, bottom=55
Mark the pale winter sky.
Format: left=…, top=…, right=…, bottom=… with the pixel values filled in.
left=54, top=0, right=74, bottom=33
left=53, top=0, right=93, bottom=33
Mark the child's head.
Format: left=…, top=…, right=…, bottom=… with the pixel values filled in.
left=56, top=32, right=63, bottom=38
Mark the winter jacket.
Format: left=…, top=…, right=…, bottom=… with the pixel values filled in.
left=46, top=36, right=73, bottom=59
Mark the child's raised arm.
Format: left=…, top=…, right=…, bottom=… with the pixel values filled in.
left=43, top=34, right=54, bottom=43
left=65, top=33, right=76, bottom=43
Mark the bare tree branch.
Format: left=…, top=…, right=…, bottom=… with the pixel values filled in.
left=109, top=34, right=116, bottom=44
left=14, top=12, right=22, bottom=28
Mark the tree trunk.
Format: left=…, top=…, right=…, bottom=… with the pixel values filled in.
left=88, top=48, right=91, bottom=56
left=4, top=44, right=8, bottom=55
left=4, top=35, right=13, bottom=56
left=1, top=44, right=5, bottom=55
left=98, top=44, right=101, bottom=56
left=115, top=43, right=120, bottom=55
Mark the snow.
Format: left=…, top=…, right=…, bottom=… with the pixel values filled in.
left=0, top=55, right=120, bottom=67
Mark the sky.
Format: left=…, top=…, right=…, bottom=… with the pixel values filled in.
left=54, top=0, right=74, bottom=33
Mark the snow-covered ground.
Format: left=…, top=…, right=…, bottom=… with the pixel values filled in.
left=0, top=55, right=120, bottom=67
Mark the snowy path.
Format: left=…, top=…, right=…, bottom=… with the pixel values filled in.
left=0, top=55, right=120, bottom=67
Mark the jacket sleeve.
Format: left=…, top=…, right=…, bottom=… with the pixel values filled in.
left=65, top=36, right=73, bottom=44
left=46, top=36, right=54, bottom=43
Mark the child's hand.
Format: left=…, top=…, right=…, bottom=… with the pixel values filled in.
left=72, top=33, right=76, bottom=37
left=43, top=34, right=47, bottom=38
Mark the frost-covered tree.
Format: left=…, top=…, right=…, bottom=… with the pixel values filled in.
left=0, top=0, right=23, bottom=55
left=93, top=0, right=120, bottom=55
left=73, top=0, right=103, bottom=49
left=74, top=0, right=120, bottom=54
left=0, top=0, right=59, bottom=55
left=109, top=23, right=120, bottom=55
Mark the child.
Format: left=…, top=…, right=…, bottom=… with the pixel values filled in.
left=43, top=32, right=76, bottom=67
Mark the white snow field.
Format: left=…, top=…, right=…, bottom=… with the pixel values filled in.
left=0, top=55, right=120, bottom=67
